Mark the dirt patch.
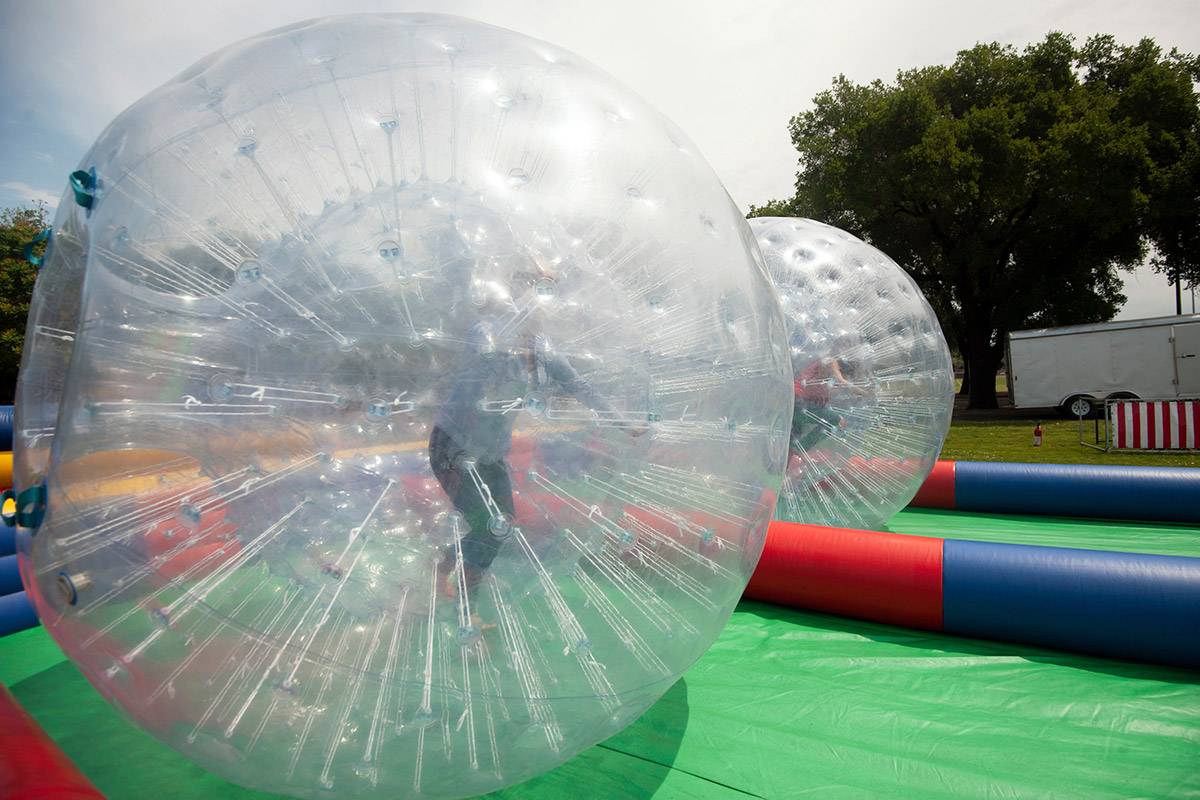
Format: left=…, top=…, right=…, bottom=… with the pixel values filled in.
left=952, top=391, right=1049, bottom=422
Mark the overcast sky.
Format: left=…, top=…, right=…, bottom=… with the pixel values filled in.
left=2, top=0, right=1197, bottom=319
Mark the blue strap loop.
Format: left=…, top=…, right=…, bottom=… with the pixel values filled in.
left=23, top=227, right=51, bottom=267
left=1, top=485, right=47, bottom=532
left=70, top=168, right=98, bottom=210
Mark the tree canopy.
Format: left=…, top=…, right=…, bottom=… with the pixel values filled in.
left=1081, top=36, right=1200, bottom=293
left=0, top=205, right=49, bottom=404
left=755, top=32, right=1200, bottom=408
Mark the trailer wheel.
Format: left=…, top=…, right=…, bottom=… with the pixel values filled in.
left=1061, top=395, right=1096, bottom=419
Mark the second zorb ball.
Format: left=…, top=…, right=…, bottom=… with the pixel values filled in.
left=749, top=217, right=954, bottom=530
left=13, top=15, right=791, bottom=800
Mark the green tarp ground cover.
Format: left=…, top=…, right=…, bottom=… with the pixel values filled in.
left=888, top=507, right=1200, bottom=557
left=2, top=509, right=1197, bottom=799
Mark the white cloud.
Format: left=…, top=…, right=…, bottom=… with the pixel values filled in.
left=1115, top=263, right=1189, bottom=321
left=0, top=182, right=60, bottom=212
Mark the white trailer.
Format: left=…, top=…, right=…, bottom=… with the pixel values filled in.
left=1005, top=314, right=1200, bottom=417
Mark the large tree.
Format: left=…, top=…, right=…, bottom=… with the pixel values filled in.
left=0, top=205, right=49, bottom=404
left=1080, top=36, right=1200, bottom=300
left=760, top=33, right=1200, bottom=408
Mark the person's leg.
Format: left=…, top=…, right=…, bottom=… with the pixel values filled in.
left=429, top=426, right=464, bottom=499
left=456, top=459, right=514, bottom=592
left=790, top=404, right=807, bottom=450
left=794, top=404, right=839, bottom=451
left=429, top=426, right=474, bottom=595
left=429, top=427, right=517, bottom=599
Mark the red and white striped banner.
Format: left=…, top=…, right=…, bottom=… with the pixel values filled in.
left=1112, top=399, right=1200, bottom=450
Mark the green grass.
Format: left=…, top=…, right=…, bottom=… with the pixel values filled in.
left=943, top=373, right=1200, bottom=466
left=940, top=417, right=1200, bottom=467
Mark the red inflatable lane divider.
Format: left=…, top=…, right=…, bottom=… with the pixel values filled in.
left=0, top=682, right=105, bottom=799
left=746, top=521, right=944, bottom=631
left=909, top=459, right=956, bottom=509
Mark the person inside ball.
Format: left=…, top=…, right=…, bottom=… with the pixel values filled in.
left=428, top=249, right=641, bottom=610
left=791, top=334, right=872, bottom=453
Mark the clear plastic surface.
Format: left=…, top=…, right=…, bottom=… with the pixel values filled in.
left=14, top=15, right=791, bottom=800
left=750, top=217, right=954, bottom=530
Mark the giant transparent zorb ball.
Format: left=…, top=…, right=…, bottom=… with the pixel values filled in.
left=14, top=15, right=791, bottom=799
left=749, top=218, right=953, bottom=530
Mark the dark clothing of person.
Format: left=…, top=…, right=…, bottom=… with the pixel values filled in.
left=430, top=317, right=612, bottom=596
left=428, top=424, right=514, bottom=589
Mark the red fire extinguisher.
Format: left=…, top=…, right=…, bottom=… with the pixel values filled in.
left=1034, top=423, right=1043, bottom=446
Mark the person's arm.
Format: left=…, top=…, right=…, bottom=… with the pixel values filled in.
left=544, top=350, right=609, bottom=412
left=827, top=357, right=849, bottom=383
left=541, top=342, right=644, bottom=432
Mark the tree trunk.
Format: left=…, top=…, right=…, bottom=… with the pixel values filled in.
left=965, top=347, right=1002, bottom=409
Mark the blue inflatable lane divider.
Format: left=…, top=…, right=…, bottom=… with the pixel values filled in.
left=0, top=591, right=38, bottom=637
left=954, top=461, right=1200, bottom=524
left=0, top=554, right=22, bottom=597
left=0, top=405, right=12, bottom=452
left=943, top=539, right=1200, bottom=669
